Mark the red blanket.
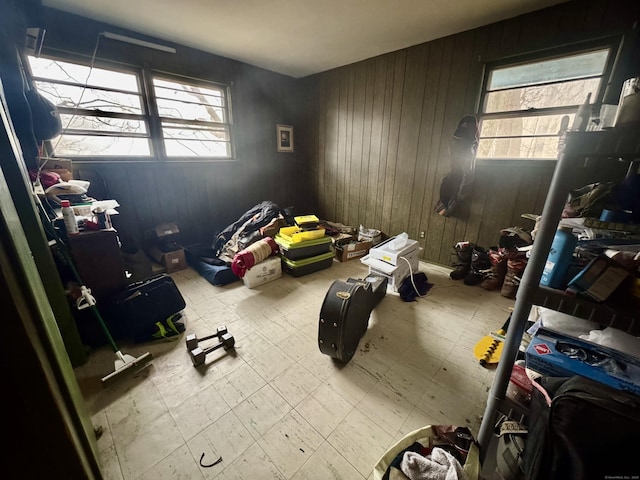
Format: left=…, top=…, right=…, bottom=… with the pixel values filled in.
left=231, top=237, right=278, bottom=278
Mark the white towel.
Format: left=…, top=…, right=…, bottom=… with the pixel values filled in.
left=400, top=447, right=468, bottom=480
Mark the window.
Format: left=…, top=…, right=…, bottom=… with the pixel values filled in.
left=29, top=56, right=150, bottom=157
left=153, top=76, right=232, bottom=158
left=477, top=44, right=615, bottom=161
left=27, top=56, right=233, bottom=160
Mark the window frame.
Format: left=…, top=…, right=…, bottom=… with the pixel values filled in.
left=28, top=53, right=235, bottom=162
left=148, top=70, right=235, bottom=160
left=476, top=38, right=620, bottom=165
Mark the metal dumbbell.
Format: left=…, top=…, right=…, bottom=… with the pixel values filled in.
left=185, top=325, right=228, bottom=351
left=189, top=333, right=235, bottom=367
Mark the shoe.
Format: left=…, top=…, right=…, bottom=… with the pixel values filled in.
left=480, top=247, right=508, bottom=290
left=501, top=253, right=528, bottom=299
left=499, top=227, right=532, bottom=250
left=450, top=241, right=474, bottom=280
left=464, top=246, right=491, bottom=286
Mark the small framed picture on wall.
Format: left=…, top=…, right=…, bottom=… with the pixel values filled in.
left=277, top=124, right=294, bottom=152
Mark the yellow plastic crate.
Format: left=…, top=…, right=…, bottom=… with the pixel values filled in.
left=294, top=214, right=319, bottom=226
left=278, top=226, right=326, bottom=243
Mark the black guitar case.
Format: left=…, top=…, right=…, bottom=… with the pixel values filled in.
left=318, top=274, right=388, bottom=363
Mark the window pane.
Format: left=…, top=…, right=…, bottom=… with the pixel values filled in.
left=488, top=49, right=609, bottom=90
left=153, top=77, right=227, bottom=123
left=154, top=78, right=223, bottom=98
left=164, top=139, right=231, bottom=157
left=477, top=136, right=562, bottom=160
left=153, top=75, right=232, bottom=158
left=154, top=85, right=224, bottom=107
left=484, top=78, right=600, bottom=113
left=162, top=122, right=229, bottom=141
left=480, top=114, right=576, bottom=138
left=35, top=81, right=143, bottom=114
left=52, top=135, right=151, bottom=156
left=60, top=114, right=147, bottom=135
left=156, top=97, right=226, bottom=122
left=29, top=56, right=139, bottom=92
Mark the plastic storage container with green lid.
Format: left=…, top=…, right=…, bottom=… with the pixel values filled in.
left=280, top=250, right=334, bottom=277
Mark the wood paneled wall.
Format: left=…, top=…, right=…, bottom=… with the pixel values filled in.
left=301, top=0, right=640, bottom=266
left=39, top=8, right=313, bottom=250
left=34, top=1, right=640, bottom=259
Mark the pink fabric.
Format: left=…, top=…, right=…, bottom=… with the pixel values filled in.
left=231, top=237, right=278, bottom=278
left=30, top=169, right=61, bottom=189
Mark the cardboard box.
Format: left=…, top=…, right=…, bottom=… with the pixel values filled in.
left=147, top=245, right=188, bottom=273
left=567, top=254, right=630, bottom=301
left=525, top=327, right=640, bottom=396
left=243, top=256, right=282, bottom=288
left=331, top=233, right=355, bottom=246
left=334, top=240, right=372, bottom=262
left=358, top=227, right=383, bottom=245
left=154, top=222, right=181, bottom=240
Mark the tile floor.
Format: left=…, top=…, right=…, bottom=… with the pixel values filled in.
left=74, top=258, right=515, bottom=480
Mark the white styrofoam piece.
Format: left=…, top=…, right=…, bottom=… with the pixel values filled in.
left=243, top=256, right=282, bottom=288
left=361, top=248, right=420, bottom=290
left=368, top=236, right=419, bottom=266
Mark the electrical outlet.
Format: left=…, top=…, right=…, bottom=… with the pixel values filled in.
left=419, top=231, right=426, bottom=239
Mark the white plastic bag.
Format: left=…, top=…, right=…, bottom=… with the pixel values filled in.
left=579, top=327, right=640, bottom=359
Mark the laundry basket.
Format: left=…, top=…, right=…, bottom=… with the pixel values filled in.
left=372, top=425, right=480, bottom=480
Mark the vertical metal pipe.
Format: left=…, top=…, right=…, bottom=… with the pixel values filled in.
left=477, top=132, right=580, bottom=456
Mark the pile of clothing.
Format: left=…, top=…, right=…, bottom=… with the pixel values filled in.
left=376, top=425, right=477, bottom=480
left=186, top=201, right=291, bottom=286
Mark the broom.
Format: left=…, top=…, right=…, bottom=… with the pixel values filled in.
left=74, top=283, right=153, bottom=384
left=39, top=197, right=152, bottom=384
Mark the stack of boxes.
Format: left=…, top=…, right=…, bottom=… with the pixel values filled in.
left=275, top=215, right=334, bottom=277
left=146, top=222, right=188, bottom=273
left=360, top=234, right=420, bottom=290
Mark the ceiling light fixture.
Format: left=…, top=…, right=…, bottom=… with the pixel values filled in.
left=101, top=32, right=176, bottom=54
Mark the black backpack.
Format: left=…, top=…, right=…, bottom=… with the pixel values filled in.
left=523, top=375, right=640, bottom=480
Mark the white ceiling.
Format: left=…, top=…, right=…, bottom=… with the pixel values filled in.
left=43, top=0, right=569, bottom=78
